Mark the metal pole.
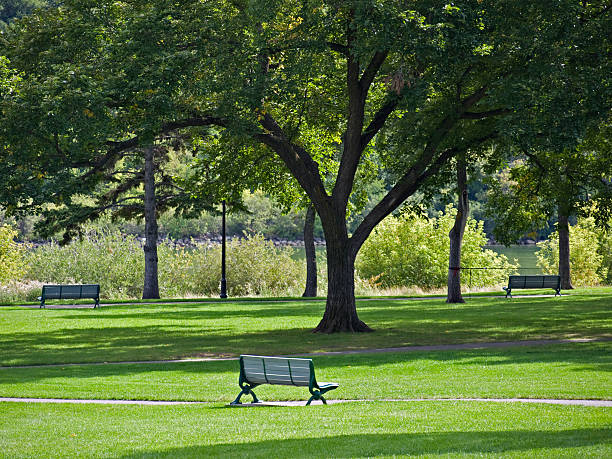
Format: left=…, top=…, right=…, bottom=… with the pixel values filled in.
left=220, top=200, right=227, bottom=298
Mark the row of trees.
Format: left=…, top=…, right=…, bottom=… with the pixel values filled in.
left=1, top=0, right=610, bottom=332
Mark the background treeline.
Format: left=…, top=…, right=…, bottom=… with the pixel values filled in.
left=0, top=183, right=554, bottom=244
left=1, top=209, right=610, bottom=303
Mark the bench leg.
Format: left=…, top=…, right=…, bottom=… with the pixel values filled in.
left=230, top=384, right=260, bottom=405
left=94, top=298, right=100, bottom=308
left=307, top=388, right=334, bottom=406
left=39, top=300, right=45, bottom=309
left=306, top=392, right=327, bottom=406
left=555, top=289, right=561, bottom=297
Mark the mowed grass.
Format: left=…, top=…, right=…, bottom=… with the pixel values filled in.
left=0, top=343, right=610, bottom=402
left=0, top=402, right=611, bottom=458
left=1, top=288, right=610, bottom=366
left=0, top=289, right=610, bottom=458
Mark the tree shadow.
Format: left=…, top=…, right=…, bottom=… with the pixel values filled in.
left=116, top=429, right=612, bottom=458
left=1, top=294, right=610, bottom=368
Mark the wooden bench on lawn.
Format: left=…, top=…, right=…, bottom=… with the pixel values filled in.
left=503, top=275, right=561, bottom=298
left=38, top=284, right=101, bottom=308
left=230, top=355, right=339, bottom=406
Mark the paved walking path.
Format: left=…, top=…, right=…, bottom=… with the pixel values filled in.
left=1, top=397, right=610, bottom=407
left=2, top=337, right=609, bottom=370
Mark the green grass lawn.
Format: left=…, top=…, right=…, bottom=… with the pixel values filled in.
left=1, top=288, right=610, bottom=366
left=0, top=343, right=609, bottom=402
left=0, top=289, right=610, bottom=457
left=1, top=401, right=610, bottom=458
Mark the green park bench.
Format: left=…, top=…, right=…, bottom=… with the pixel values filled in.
left=230, top=355, right=339, bottom=406
left=38, top=284, right=101, bottom=308
left=503, top=275, right=561, bottom=298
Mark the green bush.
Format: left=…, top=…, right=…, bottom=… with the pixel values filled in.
left=166, top=234, right=306, bottom=297
left=25, top=228, right=305, bottom=299
left=536, top=217, right=607, bottom=286
left=356, top=207, right=516, bottom=289
left=598, top=228, right=612, bottom=285
left=26, top=228, right=146, bottom=298
left=0, top=225, right=27, bottom=284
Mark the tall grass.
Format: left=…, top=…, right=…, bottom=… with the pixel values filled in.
left=23, top=229, right=307, bottom=299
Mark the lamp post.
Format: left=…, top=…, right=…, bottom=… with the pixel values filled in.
left=220, top=200, right=227, bottom=298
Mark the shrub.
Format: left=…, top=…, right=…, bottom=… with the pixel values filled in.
left=356, top=207, right=516, bottom=289
left=536, top=217, right=606, bottom=286
left=0, top=225, right=27, bottom=285
left=164, top=234, right=306, bottom=297
left=598, top=228, right=612, bottom=285
left=0, top=280, right=44, bottom=304
left=26, top=227, right=145, bottom=298
left=25, top=228, right=306, bottom=299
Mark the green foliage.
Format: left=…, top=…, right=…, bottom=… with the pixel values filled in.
left=356, top=207, right=516, bottom=289
left=0, top=224, right=26, bottom=284
left=598, top=229, right=612, bottom=285
left=24, top=228, right=305, bottom=298
left=26, top=228, right=146, bottom=297
left=536, top=218, right=608, bottom=286
left=0, top=0, right=53, bottom=29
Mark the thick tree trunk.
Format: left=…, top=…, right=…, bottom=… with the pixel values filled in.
left=447, top=157, right=468, bottom=303
left=313, top=220, right=372, bottom=333
left=302, top=204, right=318, bottom=297
left=142, top=146, right=160, bottom=299
left=558, top=211, right=573, bottom=290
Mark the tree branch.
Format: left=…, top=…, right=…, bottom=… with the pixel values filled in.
left=350, top=131, right=498, bottom=255
left=461, top=108, right=511, bottom=119
left=360, top=98, right=399, bottom=149
left=327, top=42, right=349, bottom=55
left=255, top=113, right=329, bottom=209
left=360, top=50, right=389, bottom=97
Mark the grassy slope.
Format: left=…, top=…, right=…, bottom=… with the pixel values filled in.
left=1, top=288, right=610, bottom=366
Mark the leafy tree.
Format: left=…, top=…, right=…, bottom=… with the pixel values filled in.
left=0, top=224, right=26, bottom=284
left=0, top=1, right=229, bottom=298
left=181, top=0, right=610, bottom=332
left=356, top=207, right=516, bottom=290
left=536, top=217, right=606, bottom=287
left=486, top=122, right=612, bottom=289
left=2, top=0, right=609, bottom=332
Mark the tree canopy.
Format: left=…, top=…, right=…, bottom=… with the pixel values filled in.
left=1, top=0, right=610, bottom=331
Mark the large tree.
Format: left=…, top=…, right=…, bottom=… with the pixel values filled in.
left=2, top=0, right=609, bottom=330
left=0, top=1, right=230, bottom=298
left=189, top=0, right=607, bottom=331
left=486, top=123, right=612, bottom=289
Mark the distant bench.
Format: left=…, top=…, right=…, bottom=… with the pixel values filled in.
left=230, top=355, right=339, bottom=406
left=38, top=284, right=100, bottom=308
left=503, top=275, right=561, bottom=298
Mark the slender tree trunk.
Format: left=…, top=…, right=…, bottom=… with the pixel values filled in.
left=142, top=146, right=160, bottom=299
left=558, top=210, right=573, bottom=290
left=313, top=215, right=372, bottom=333
left=447, top=156, right=469, bottom=303
left=302, top=204, right=318, bottom=297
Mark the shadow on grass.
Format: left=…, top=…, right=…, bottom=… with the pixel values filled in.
left=117, top=429, right=612, bottom=458
left=1, top=294, right=610, bottom=367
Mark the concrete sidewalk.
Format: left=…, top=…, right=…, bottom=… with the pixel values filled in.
left=2, top=397, right=610, bottom=407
